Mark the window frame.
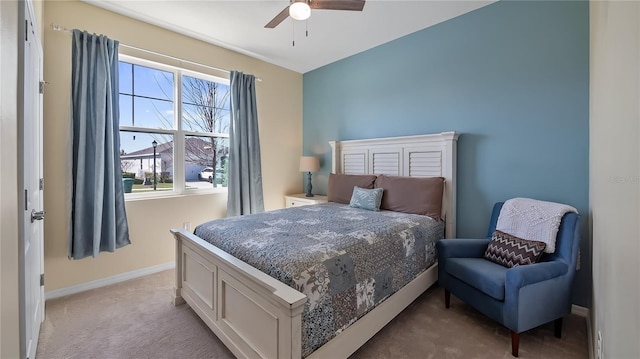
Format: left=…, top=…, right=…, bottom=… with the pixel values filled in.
left=118, top=54, right=230, bottom=200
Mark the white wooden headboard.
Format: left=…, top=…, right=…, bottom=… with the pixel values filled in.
left=329, top=131, right=459, bottom=238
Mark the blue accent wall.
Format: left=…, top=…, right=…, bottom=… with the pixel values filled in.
left=303, top=0, right=590, bottom=306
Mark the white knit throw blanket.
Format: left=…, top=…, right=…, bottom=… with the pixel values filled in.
left=496, top=198, right=578, bottom=253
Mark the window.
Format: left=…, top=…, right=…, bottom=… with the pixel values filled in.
left=118, top=55, right=230, bottom=197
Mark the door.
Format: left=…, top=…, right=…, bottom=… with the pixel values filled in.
left=21, top=1, right=44, bottom=358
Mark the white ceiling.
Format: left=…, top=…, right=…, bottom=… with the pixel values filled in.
left=84, top=0, right=496, bottom=74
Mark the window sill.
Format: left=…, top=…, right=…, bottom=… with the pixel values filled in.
left=124, top=188, right=228, bottom=202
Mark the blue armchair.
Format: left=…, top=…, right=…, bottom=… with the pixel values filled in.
left=437, top=202, right=580, bottom=357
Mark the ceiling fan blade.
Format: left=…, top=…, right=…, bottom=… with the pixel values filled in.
left=310, top=0, right=365, bottom=11
left=265, top=6, right=290, bottom=28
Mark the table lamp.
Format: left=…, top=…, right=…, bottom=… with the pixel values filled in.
left=299, top=156, right=320, bottom=197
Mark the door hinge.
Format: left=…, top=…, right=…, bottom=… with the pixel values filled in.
left=25, top=19, right=28, bottom=41
left=40, top=274, right=44, bottom=286
left=24, top=189, right=28, bottom=211
left=39, top=178, right=44, bottom=190
left=39, top=81, right=45, bottom=94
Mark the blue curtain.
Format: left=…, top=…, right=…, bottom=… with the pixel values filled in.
left=69, top=30, right=130, bottom=259
left=227, top=71, right=264, bottom=216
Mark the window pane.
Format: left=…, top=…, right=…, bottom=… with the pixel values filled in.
left=216, top=109, right=230, bottom=134
left=119, top=131, right=174, bottom=193
left=181, top=75, right=230, bottom=133
left=133, top=97, right=174, bottom=129
left=185, top=136, right=228, bottom=189
left=119, top=62, right=133, bottom=94
left=119, top=94, right=133, bottom=127
left=133, top=64, right=174, bottom=101
left=118, top=61, right=174, bottom=129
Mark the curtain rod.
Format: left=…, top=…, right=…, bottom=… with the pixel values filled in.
left=50, top=23, right=262, bottom=82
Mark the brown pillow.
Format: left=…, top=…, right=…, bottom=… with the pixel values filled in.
left=327, top=174, right=377, bottom=204
left=374, top=175, right=445, bottom=220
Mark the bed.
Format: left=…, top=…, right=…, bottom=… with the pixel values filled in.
left=170, top=131, right=459, bottom=358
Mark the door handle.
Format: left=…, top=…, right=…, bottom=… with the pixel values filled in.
left=31, top=210, right=45, bottom=223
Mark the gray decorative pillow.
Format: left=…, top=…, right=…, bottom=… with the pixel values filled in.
left=349, top=186, right=383, bottom=211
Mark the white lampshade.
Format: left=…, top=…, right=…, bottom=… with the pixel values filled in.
left=289, top=1, right=311, bottom=21
left=299, top=156, right=319, bottom=172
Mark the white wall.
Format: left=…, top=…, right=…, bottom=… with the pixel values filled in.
left=590, top=1, right=640, bottom=358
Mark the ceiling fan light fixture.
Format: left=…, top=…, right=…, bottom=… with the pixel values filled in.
left=289, top=2, right=311, bottom=21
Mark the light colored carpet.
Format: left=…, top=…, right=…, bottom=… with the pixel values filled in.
left=37, top=269, right=588, bottom=359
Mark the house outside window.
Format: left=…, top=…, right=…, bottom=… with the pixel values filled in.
left=118, top=55, right=230, bottom=196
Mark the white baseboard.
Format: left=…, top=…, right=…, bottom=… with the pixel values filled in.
left=45, top=261, right=175, bottom=301
left=571, top=304, right=589, bottom=317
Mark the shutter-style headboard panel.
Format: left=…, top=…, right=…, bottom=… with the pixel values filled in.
left=407, top=151, right=442, bottom=177
left=343, top=152, right=367, bottom=175
left=372, top=152, right=400, bottom=176
left=329, top=132, right=458, bottom=238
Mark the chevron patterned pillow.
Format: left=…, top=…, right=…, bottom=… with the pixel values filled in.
left=483, top=230, right=546, bottom=268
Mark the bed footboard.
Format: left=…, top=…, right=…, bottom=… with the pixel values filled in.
left=171, top=229, right=307, bottom=359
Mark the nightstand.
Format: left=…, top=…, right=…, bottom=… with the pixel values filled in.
left=285, top=193, right=328, bottom=208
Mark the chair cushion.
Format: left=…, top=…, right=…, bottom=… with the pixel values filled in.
left=484, top=230, right=546, bottom=268
left=446, top=258, right=508, bottom=301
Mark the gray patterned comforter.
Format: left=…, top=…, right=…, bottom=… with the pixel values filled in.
left=194, top=202, right=444, bottom=357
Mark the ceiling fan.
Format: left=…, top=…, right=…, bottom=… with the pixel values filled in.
left=264, top=0, right=366, bottom=29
